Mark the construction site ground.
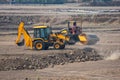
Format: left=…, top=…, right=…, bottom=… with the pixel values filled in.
left=0, top=5, right=120, bottom=80
left=0, top=25, right=120, bottom=80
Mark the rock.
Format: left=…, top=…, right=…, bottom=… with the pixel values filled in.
left=0, top=49, right=102, bottom=71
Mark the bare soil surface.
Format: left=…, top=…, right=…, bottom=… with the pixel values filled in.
left=0, top=29, right=120, bottom=80
left=0, top=5, right=120, bottom=80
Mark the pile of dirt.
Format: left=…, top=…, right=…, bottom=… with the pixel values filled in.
left=0, top=48, right=102, bottom=71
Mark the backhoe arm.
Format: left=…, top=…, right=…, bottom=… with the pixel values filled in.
left=15, top=22, right=33, bottom=49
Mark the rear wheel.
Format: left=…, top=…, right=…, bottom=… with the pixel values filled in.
left=34, top=41, right=45, bottom=50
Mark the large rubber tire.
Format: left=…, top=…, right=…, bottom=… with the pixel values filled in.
left=54, top=43, right=61, bottom=49
left=34, top=41, right=45, bottom=50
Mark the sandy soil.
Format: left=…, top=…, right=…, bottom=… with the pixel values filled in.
left=0, top=29, right=120, bottom=80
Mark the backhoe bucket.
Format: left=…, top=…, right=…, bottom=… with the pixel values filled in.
left=16, top=39, right=24, bottom=46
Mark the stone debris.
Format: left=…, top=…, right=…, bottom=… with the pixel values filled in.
left=0, top=49, right=102, bottom=71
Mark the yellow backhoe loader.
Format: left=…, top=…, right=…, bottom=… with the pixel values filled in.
left=15, top=21, right=99, bottom=50
left=15, top=22, right=71, bottom=50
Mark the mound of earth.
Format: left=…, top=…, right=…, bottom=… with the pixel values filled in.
left=0, top=48, right=102, bottom=71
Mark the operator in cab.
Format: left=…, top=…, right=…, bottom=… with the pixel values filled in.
left=72, top=22, right=82, bottom=35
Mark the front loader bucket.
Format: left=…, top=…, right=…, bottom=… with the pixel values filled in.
left=78, top=33, right=99, bottom=45
left=78, top=34, right=88, bottom=45
left=16, top=39, right=24, bottom=46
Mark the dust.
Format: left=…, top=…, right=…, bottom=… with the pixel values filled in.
left=105, top=50, right=120, bottom=60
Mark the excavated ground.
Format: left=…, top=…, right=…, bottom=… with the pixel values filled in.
left=0, top=32, right=120, bottom=80
left=0, top=5, right=120, bottom=80
left=0, top=48, right=102, bottom=71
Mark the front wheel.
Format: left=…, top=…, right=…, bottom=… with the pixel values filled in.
left=54, top=43, right=61, bottom=49
left=54, top=43, right=65, bottom=49
left=34, top=41, right=45, bottom=50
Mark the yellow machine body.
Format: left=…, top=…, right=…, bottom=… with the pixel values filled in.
left=15, top=22, right=70, bottom=50
left=15, top=21, right=99, bottom=50
left=15, top=22, right=33, bottom=49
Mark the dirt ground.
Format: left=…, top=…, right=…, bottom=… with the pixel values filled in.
left=0, top=28, right=120, bottom=80
left=0, top=5, right=120, bottom=80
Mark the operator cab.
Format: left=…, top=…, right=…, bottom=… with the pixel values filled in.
left=33, top=26, right=51, bottom=40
